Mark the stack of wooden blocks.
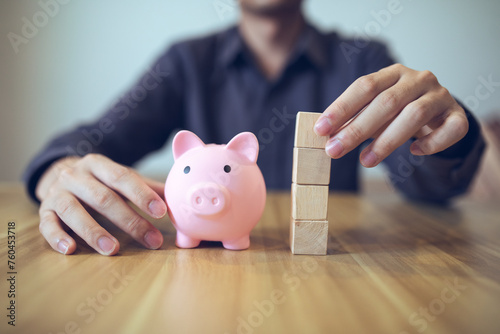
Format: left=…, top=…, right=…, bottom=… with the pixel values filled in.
left=290, top=112, right=331, bottom=255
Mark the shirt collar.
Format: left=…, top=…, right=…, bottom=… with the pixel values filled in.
left=291, top=23, right=330, bottom=69
left=218, top=22, right=330, bottom=70
left=218, top=26, right=244, bottom=67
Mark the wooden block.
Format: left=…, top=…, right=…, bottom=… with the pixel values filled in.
left=294, top=111, right=329, bottom=149
left=291, top=183, right=328, bottom=220
left=290, top=219, right=328, bottom=255
left=292, top=147, right=331, bottom=185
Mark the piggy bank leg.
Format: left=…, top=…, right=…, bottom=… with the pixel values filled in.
left=176, top=231, right=201, bottom=248
left=222, top=235, right=250, bottom=250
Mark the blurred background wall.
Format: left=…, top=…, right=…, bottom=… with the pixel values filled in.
left=1, top=0, right=499, bottom=183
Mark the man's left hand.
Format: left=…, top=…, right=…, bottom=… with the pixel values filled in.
left=314, top=63, right=469, bottom=167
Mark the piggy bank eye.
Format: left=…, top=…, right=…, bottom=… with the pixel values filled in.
left=184, top=166, right=191, bottom=174
left=224, top=165, right=231, bottom=173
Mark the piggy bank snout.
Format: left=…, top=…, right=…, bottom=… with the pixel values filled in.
left=188, top=182, right=229, bottom=216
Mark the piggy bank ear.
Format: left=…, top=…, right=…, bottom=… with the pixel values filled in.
left=225, top=132, right=259, bottom=163
left=172, top=130, right=205, bottom=160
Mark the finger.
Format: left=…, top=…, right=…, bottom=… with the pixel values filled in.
left=45, top=191, right=120, bottom=256
left=38, top=209, right=77, bottom=255
left=314, top=65, right=400, bottom=136
left=80, top=155, right=167, bottom=219
left=325, top=76, right=426, bottom=158
left=141, top=175, right=165, bottom=200
left=411, top=108, right=468, bottom=156
left=413, top=125, right=433, bottom=139
left=360, top=92, right=450, bottom=167
left=62, top=175, right=163, bottom=250
left=370, top=117, right=394, bottom=139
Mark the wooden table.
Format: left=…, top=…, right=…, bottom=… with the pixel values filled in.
left=0, top=184, right=499, bottom=334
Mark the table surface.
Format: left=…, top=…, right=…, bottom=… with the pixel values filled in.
left=0, top=184, right=499, bottom=334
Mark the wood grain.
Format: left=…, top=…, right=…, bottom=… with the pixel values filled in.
left=291, top=183, right=328, bottom=220
left=294, top=111, right=328, bottom=149
left=292, top=147, right=331, bottom=185
left=289, top=219, right=328, bottom=255
left=1, top=184, right=499, bottom=334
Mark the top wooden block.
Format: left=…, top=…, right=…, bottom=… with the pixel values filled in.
left=294, top=112, right=329, bottom=149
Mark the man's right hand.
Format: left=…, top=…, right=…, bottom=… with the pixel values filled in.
left=36, top=154, right=167, bottom=255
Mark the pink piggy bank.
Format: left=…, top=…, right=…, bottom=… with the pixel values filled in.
left=164, top=130, right=266, bottom=250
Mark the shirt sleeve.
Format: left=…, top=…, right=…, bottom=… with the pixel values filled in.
left=383, top=108, right=485, bottom=204
left=361, top=41, right=486, bottom=203
left=22, top=45, right=185, bottom=202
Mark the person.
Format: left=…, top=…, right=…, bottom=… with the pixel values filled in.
left=23, top=0, right=485, bottom=256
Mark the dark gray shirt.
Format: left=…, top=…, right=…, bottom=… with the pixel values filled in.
left=23, top=23, right=485, bottom=203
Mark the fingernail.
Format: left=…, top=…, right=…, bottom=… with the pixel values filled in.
left=314, top=116, right=332, bottom=136
left=325, top=138, right=344, bottom=158
left=149, top=200, right=166, bottom=218
left=57, top=239, right=70, bottom=254
left=412, top=143, right=424, bottom=155
left=97, top=236, right=116, bottom=255
left=144, top=230, right=163, bottom=249
left=361, top=150, right=378, bottom=167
